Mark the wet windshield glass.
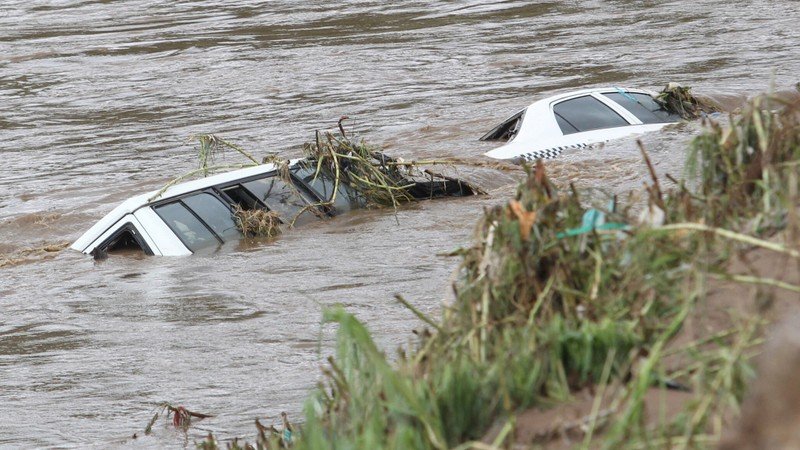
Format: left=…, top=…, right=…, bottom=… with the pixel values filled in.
left=604, top=92, right=682, bottom=124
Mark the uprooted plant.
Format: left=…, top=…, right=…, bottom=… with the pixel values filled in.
left=657, top=82, right=719, bottom=120
left=302, top=126, right=484, bottom=210
left=195, top=134, right=260, bottom=176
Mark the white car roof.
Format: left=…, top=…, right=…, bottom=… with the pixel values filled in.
left=71, top=160, right=299, bottom=253
left=483, top=87, right=673, bottom=161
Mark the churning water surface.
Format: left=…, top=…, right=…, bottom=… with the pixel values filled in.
left=1, top=1, right=799, bottom=447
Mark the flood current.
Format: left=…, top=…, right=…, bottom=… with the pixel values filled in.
left=1, top=1, right=799, bottom=447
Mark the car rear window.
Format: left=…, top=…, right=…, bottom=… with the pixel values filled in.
left=604, top=92, right=681, bottom=124
left=553, top=95, right=629, bottom=135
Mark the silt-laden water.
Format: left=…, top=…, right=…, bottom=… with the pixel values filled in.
left=1, top=1, right=798, bottom=447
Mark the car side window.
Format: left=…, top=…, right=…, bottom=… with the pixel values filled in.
left=291, top=164, right=361, bottom=212
left=604, top=92, right=682, bottom=124
left=221, top=184, right=262, bottom=211
left=182, top=193, right=241, bottom=240
left=555, top=114, right=578, bottom=134
left=155, top=202, right=220, bottom=252
left=553, top=95, right=629, bottom=135
left=243, top=177, right=316, bottom=225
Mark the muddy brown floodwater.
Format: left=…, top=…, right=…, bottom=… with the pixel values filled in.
left=1, top=1, right=799, bottom=448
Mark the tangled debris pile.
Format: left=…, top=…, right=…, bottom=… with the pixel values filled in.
left=233, top=206, right=283, bottom=239
left=137, top=403, right=296, bottom=450
left=302, top=128, right=485, bottom=210
left=657, top=82, right=719, bottom=120
left=153, top=127, right=484, bottom=240
left=137, top=403, right=213, bottom=438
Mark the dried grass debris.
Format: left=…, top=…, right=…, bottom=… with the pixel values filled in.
left=657, top=82, right=719, bottom=120
left=233, top=206, right=282, bottom=238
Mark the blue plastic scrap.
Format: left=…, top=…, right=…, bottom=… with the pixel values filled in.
left=556, top=208, right=629, bottom=238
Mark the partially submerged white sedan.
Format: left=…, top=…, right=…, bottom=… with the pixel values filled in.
left=71, top=160, right=361, bottom=257
left=72, top=157, right=478, bottom=258
left=481, top=88, right=681, bottom=162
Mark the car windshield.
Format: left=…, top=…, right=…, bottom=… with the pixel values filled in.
left=604, top=92, right=681, bottom=124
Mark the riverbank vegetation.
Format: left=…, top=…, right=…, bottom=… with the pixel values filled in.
left=281, top=92, right=800, bottom=449
left=186, top=90, right=800, bottom=449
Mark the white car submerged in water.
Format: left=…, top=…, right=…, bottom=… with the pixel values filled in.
left=72, top=158, right=478, bottom=258
left=71, top=160, right=344, bottom=257
left=481, top=87, right=682, bottom=162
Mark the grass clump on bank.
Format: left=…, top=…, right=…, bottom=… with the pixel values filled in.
left=287, top=93, right=800, bottom=449
left=688, top=95, right=800, bottom=230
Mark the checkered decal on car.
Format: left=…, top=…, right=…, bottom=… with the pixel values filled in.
left=520, top=142, right=591, bottom=161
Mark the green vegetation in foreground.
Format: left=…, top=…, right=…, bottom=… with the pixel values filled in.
left=290, top=93, right=798, bottom=450
left=193, top=90, right=800, bottom=449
